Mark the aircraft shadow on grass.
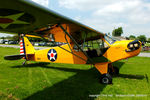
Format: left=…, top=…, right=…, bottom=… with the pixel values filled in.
left=11, top=61, right=146, bottom=100
left=12, top=63, right=106, bottom=100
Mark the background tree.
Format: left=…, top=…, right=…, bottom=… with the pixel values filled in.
left=129, top=35, right=136, bottom=40
left=137, top=35, right=146, bottom=42
left=1, top=37, right=5, bottom=41
left=5, top=36, right=12, bottom=40
left=112, top=27, right=123, bottom=36
left=12, top=35, right=19, bottom=41
left=148, top=38, right=150, bottom=41
left=108, top=32, right=110, bottom=35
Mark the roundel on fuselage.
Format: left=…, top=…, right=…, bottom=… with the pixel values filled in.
left=47, top=49, right=57, bottom=62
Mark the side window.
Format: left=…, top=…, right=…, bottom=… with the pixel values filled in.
left=85, top=39, right=110, bottom=57
left=99, top=39, right=109, bottom=48
left=83, top=39, right=109, bottom=50
left=98, top=39, right=104, bottom=48
left=73, top=44, right=80, bottom=51
left=73, top=38, right=109, bottom=54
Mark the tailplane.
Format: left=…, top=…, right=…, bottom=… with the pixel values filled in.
left=4, top=54, right=25, bottom=60
left=4, top=36, right=36, bottom=60
left=23, top=37, right=35, bottom=55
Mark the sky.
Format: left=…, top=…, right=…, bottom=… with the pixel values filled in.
left=1, top=0, right=150, bottom=38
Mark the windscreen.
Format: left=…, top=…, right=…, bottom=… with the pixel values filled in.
left=104, top=34, right=116, bottom=44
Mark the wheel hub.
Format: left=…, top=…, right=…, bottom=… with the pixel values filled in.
left=102, top=77, right=109, bottom=84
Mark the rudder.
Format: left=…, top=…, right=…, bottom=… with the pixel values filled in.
left=23, top=36, right=35, bottom=55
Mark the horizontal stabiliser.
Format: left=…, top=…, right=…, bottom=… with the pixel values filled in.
left=4, top=55, right=25, bottom=60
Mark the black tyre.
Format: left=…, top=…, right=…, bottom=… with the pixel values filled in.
left=100, top=73, right=112, bottom=84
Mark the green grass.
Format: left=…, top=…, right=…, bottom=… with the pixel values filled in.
left=145, top=43, right=150, bottom=47
left=0, top=47, right=150, bottom=100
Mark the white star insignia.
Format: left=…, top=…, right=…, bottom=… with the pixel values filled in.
left=0, top=13, right=29, bottom=29
left=48, top=49, right=57, bottom=60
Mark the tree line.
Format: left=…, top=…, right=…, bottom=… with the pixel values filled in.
left=0, top=35, right=46, bottom=42
left=112, top=27, right=150, bottom=42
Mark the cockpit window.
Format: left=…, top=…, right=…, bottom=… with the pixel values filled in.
left=104, top=34, right=116, bottom=44
left=74, top=38, right=109, bottom=57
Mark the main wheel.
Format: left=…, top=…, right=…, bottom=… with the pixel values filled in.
left=100, top=73, right=112, bottom=84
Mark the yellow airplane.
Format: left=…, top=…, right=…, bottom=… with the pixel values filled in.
left=0, top=0, right=141, bottom=84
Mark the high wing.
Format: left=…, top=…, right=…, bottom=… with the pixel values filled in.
left=0, top=0, right=104, bottom=43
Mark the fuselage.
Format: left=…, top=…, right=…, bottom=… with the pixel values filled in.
left=26, top=36, right=141, bottom=65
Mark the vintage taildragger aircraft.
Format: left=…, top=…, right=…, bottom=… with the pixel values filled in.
left=0, top=0, right=141, bottom=84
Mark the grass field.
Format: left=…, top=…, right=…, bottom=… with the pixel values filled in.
left=0, top=47, right=150, bottom=100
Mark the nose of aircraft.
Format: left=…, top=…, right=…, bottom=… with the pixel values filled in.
left=126, top=40, right=141, bottom=52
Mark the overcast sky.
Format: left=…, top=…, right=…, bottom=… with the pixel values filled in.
left=1, top=0, right=150, bottom=38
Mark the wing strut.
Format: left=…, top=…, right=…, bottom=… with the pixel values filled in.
left=59, top=24, right=94, bottom=64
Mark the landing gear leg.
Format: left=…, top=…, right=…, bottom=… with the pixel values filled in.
left=108, top=63, right=119, bottom=75
left=95, top=62, right=112, bottom=84
left=113, top=67, right=119, bottom=75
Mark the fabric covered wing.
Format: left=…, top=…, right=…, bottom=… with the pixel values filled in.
left=0, top=0, right=104, bottom=43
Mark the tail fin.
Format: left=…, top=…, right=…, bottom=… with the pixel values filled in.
left=22, top=37, right=36, bottom=55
